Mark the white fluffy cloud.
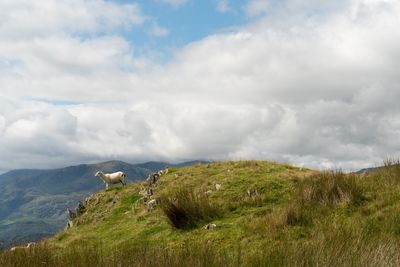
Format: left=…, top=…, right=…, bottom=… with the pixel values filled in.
left=0, top=0, right=145, bottom=38
left=1, top=0, right=400, bottom=172
left=244, top=0, right=270, bottom=16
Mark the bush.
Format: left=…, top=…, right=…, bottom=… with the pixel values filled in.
left=160, top=187, right=221, bottom=229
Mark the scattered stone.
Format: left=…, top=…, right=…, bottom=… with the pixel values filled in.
left=65, top=220, right=74, bottom=230
left=204, top=223, right=218, bottom=230
left=247, top=188, right=259, bottom=197
left=67, top=208, right=77, bottom=220
left=215, top=183, right=222, bottom=191
left=10, top=242, right=35, bottom=251
left=205, top=190, right=213, bottom=194
left=75, top=201, right=86, bottom=216
left=147, top=173, right=160, bottom=187
left=147, top=199, right=158, bottom=213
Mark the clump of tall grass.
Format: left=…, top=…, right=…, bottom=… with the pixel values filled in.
left=160, top=187, right=222, bottom=229
left=0, top=244, right=53, bottom=267
left=298, top=170, right=366, bottom=207
left=3, top=231, right=400, bottom=267
left=246, top=229, right=400, bottom=267
left=282, top=203, right=313, bottom=227
left=0, top=240, right=232, bottom=267
left=275, top=171, right=367, bottom=228
left=376, top=158, right=400, bottom=185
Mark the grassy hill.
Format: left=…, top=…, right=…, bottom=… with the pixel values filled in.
left=2, top=160, right=400, bottom=266
left=0, top=161, right=160, bottom=247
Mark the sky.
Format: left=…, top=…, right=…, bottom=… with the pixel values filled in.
left=0, top=0, right=400, bottom=173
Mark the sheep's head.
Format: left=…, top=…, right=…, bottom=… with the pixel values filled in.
left=95, top=171, right=102, bottom=177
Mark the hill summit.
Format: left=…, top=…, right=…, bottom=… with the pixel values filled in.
left=2, top=160, right=400, bottom=267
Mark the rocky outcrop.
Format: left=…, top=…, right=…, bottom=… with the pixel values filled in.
left=139, top=168, right=168, bottom=212
left=65, top=200, right=87, bottom=230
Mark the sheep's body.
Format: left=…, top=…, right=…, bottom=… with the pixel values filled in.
left=95, top=171, right=126, bottom=189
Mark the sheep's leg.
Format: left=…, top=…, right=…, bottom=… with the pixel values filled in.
left=106, top=183, right=109, bottom=189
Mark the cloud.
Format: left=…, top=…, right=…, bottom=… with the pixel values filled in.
left=244, top=0, right=351, bottom=18
left=0, top=0, right=145, bottom=39
left=159, top=0, right=188, bottom=8
left=217, top=0, right=230, bottom=13
left=148, top=23, right=170, bottom=37
left=1, top=0, right=400, bottom=172
left=244, top=0, right=270, bottom=17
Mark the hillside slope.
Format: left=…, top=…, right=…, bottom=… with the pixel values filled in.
left=3, top=160, right=400, bottom=267
left=50, top=161, right=314, bottom=250
left=0, top=161, right=158, bottom=247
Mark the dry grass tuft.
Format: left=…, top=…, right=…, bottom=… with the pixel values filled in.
left=160, top=187, right=221, bottom=229
left=298, top=170, right=366, bottom=207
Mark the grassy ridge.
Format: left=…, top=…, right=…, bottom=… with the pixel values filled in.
left=2, top=160, right=400, bottom=266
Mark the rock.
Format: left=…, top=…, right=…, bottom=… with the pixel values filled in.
left=215, top=183, right=222, bottom=191
left=147, top=199, right=158, bottom=212
left=247, top=188, right=259, bottom=197
left=205, top=190, right=213, bottom=194
left=67, top=208, right=77, bottom=220
left=65, top=220, right=73, bottom=230
left=147, top=172, right=160, bottom=187
left=204, top=223, right=218, bottom=230
left=75, top=201, right=86, bottom=216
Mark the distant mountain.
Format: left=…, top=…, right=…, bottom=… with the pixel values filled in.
left=0, top=160, right=202, bottom=247
left=354, top=167, right=382, bottom=174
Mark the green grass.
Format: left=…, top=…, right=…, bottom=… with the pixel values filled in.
left=2, top=160, right=400, bottom=266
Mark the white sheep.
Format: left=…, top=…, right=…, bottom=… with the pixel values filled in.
left=95, top=171, right=126, bottom=189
